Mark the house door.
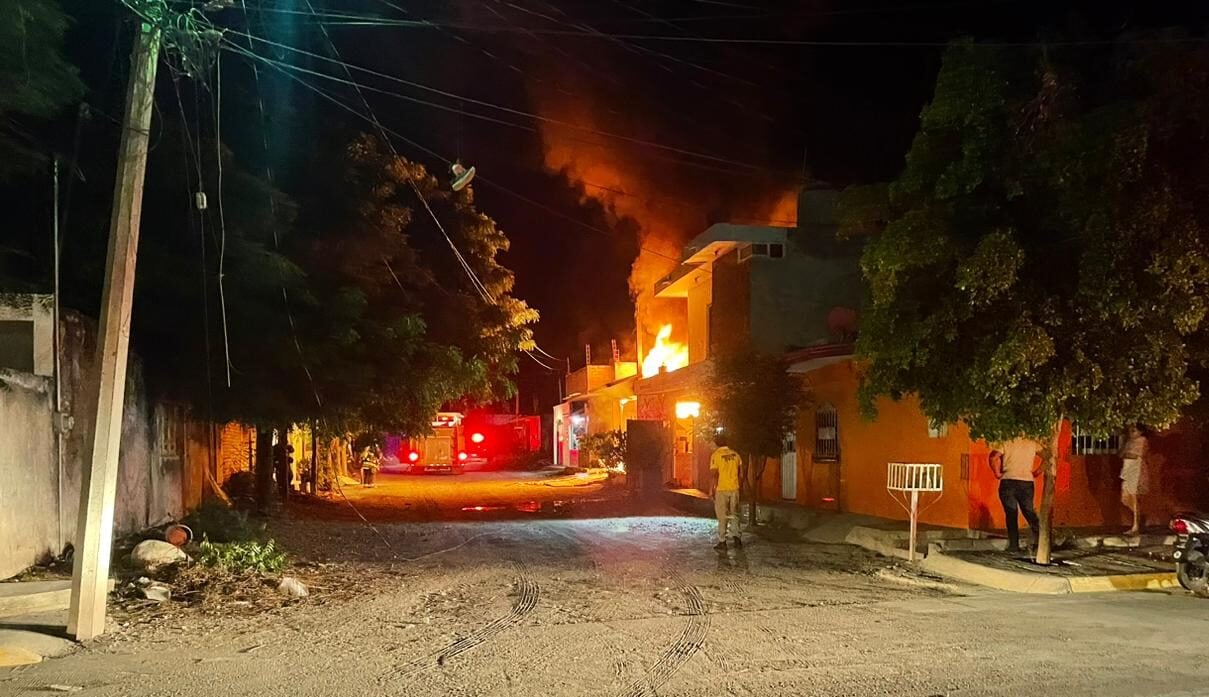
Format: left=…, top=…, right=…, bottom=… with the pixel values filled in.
left=781, top=433, right=797, bottom=500
left=626, top=419, right=671, bottom=497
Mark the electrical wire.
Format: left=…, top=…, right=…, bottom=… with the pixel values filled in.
left=287, top=0, right=499, bottom=308
left=221, top=40, right=700, bottom=278
left=169, top=72, right=217, bottom=426
left=223, top=28, right=766, bottom=172
left=224, top=40, right=776, bottom=185
left=237, top=0, right=324, bottom=409
left=213, top=52, right=234, bottom=387
left=291, top=4, right=558, bottom=372
left=276, top=10, right=1209, bottom=48
left=216, top=41, right=648, bottom=370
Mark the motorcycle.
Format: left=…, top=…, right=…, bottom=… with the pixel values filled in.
left=1171, top=513, right=1209, bottom=595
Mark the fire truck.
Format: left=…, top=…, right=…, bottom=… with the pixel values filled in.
left=395, top=412, right=470, bottom=475
left=387, top=411, right=542, bottom=475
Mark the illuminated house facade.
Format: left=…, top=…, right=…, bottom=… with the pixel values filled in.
left=630, top=189, right=864, bottom=491
left=553, top=361, right=638, bottom=468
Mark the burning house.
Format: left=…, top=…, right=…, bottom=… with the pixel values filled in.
left=628, top=189, right=863, bottom=490
left=553, top=189, right=863, bottom=482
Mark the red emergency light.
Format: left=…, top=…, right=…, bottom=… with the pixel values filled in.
left=470, top=432, right=485, bottom=444
left=408, top=451, right=420, bottom=463
left=458, top=451, right=468, bottom=462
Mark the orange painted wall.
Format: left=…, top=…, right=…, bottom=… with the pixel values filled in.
left=766, top=358, right=1209, bottom=532
left=791, top=361, right=973, bottom=528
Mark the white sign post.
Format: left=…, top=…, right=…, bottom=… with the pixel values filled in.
left=886, top=462, right=944, bottom=562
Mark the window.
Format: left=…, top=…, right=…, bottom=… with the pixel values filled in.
left=927, top=421, right=949, bottom=439
left=0, top=320, right=35, bottom=374
left=1071, top=424, right=1120, bottom=455
left=814, top=403, right=839, bottom=461
left=158, top=404, right=185, bottom=460
left=737, top=243, right=785, bottom=262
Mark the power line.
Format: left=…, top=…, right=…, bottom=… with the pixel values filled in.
left=221, top=34, right=773, bottom=178
left=230, top=42, right=773, bottom=180
left=279, top=13, right=1209, bottom=48
left=213, top=52, right=234, bottom=387
left=237, top=0, right=323, bottom=409
left=221, top=37, right=717, bottom=271
left=223, top=28, right=767, bottom=172
left=219, top=40, right=674, bottom=366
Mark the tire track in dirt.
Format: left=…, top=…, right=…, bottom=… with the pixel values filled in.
left=386, top=560, right=540, bottom=680
left=535, top=520, right=713, bottom=696
left=617, top=580, right=710, bottom=697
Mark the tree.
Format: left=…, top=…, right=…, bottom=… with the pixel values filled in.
left=841, top=38, right=1209, bottom=562
left=0, top=0, right=83, bottom=178
left=296, top=135, right=538, bottom=435
left=707, top=350, right=805, bottom=525
left=579, top=429, right=626, bottom=471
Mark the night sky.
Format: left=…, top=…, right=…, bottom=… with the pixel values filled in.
left=32, top=0, right=1209, bottom=411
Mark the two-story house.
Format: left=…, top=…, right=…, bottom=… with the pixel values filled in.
left=630, top=189, right=864, bottom=491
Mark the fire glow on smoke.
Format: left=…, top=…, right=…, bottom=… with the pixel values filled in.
left=640, top=324, right=689, bottom=378
left=528, top=72, right=799, bottom=366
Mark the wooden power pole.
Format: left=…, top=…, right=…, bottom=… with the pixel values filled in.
left=68, top=20, right=160, bottom=641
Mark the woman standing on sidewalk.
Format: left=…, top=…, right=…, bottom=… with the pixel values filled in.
left=1119, top=424, right=1149, bottom=536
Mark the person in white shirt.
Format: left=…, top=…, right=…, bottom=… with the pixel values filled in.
left=989, top=438, right=1042, bottom=552
left=1118, top=424, right=1149, bottom=536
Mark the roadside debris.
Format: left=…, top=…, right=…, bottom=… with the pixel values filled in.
left=134, top=577, right=173, bottom=602
left=277, top=577, right=309, bottom=598
left=130, top=540, right=189, bottom=573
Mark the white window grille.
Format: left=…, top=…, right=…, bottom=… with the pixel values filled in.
left=815, top=403, right=839, bottom=461
left=927, top=421, right=949, bottom=439
left=1070, top=424, right=1120, bottom=455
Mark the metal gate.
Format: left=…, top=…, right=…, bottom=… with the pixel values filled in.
left=626, top=419, right=671, bottom=498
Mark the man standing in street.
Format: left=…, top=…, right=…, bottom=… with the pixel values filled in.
left=710, top=433, right=742, bottom=551
left=990, top=437, right=1043, bottom=552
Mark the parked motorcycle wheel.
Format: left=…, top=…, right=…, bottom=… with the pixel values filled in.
left=1177, top=561, right=1209, bottom=594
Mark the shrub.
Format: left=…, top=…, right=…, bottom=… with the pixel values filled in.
left=196, top=538, right=287, bottom=574
left=579, top=430, right=627, bottom=471
left=224, top=471, right=257, bottom=504
left=182, top=501, right=265, bottom=543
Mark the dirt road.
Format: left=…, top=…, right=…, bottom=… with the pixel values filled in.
left=3, top=513, right=1206, bottom=696
left=295, top=469, right=615, bottom=521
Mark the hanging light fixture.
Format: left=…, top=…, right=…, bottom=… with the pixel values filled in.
left=450, top=162, right=476, bottom=191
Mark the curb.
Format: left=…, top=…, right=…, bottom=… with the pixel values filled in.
left=0, top=579, right=115, bottom=619
left=1066, top=572, right=1180, bottom=593
left=917, top=545, right=1178, bottom=594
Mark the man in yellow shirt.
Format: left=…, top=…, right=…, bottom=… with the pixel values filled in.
left=710, top=433, right=742, bottom=550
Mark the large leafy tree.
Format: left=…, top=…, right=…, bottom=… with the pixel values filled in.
left=299, top=135, right=537, bottom=434
left=842, top=38, right=1209, bottom=562
left=707, top=350, right=805, bottom=524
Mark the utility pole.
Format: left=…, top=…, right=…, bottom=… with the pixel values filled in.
left=68, top=19, right=160, bottom=641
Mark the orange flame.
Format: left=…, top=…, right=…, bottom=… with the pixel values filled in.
left=640, top=324, right=689, bottom=378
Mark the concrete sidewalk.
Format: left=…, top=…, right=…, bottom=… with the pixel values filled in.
left=664, top=489, right=1181, bottom=594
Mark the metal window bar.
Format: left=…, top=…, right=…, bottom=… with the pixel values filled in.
left=159, top=404, right=183, bottom=459
left=1070, top=423, right=1120, bottom=456
left=815, top=404, right=839, bottom=461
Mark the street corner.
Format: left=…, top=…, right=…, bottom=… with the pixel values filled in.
left=919, top=543, right=1181, bottom=595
